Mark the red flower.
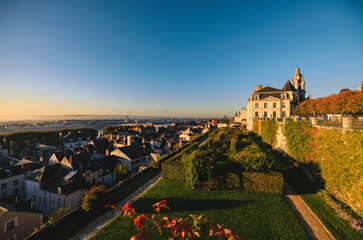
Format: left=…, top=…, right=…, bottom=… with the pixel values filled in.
left=153, top=200, right=170, bottom=214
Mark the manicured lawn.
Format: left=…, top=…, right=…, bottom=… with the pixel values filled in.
left=37, top=168, right=160, bottom=240
left=91, top=179, right=308, bottom=240
left=284, top=168, right=363, bottom=240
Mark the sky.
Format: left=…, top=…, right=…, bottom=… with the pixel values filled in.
left=0, top=0, right=362, bottom=119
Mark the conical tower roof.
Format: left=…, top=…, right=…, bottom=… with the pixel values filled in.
left=282, top=80, right=296, bottom=91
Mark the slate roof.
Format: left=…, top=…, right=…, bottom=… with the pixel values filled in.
left=259, top=93, right=282, bottom=100
left=63, top=132, right=90, bottom=143
left=282, top=80, right=296, bottom=91
left=117, top=144, right=149, bottom=160
left=255, top=86, right=282, bottom=93
left=27, top=164, right=83, bottom=195
left=90, top=138, right=110, bottom=154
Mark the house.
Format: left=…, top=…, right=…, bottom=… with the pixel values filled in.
left=85, top=138, right=111, bottom=160
left=62, top=132, right=91, bottom=150
left=0, top=160, right=42, bottom=202
left=178, top=127, right=201, bottom=141
left=83, top=156, right=121, bottom=186
left=111, top=144, right=151, bottom=173
left=25, top=164, right=84, bottom=215
left=0, top=201, right=42, bottom=240
left=246, top=68, right=307, bottom=131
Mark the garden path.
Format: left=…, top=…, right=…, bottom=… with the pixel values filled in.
left=69, top=173, right=162, bottom=240
left=284, top=182, right=335, bottom=240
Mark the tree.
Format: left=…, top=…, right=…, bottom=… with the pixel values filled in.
left=114, top=163, right=131, bottom=181
left=82, top=185, right=108, bottom=212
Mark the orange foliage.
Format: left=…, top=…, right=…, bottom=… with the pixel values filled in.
left=294, top=90, right=363, bottom=116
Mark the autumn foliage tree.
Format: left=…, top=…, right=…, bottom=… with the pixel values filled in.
left=82, top=185, right=108, bottom=212
left=106, top=200, right=240, bottom=240
left=294, top=90, right=363, bottom=116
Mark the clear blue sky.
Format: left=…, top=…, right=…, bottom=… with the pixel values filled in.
left=0, top=0, right=362, bottom=119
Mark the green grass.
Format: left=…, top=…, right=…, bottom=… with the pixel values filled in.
left=37, top=168, right=160, bottom=240
left=250, top=133, right=362, bottom=240
left=284, top=168, right=363, bottom=240
left=91, top=179, right=308, bottom=240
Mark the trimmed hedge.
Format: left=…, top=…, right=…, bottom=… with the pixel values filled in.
left=242, top=172, right=284, bottom=195
left=161, top=162, right=186, bottom=181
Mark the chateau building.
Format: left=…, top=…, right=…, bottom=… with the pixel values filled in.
left=246, top=68, right=306, bottom=130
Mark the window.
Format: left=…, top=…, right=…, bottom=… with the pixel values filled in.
left=1, top=192, right=7, bottom=198
left=264, top=103, right=267, bottom=108
left=273, top=103, right=276, bottom=108
left=13, top=180, right=18, bottom=186
left=13, top=188, right=18, bottom=195
left=255, top=103, right=259, bottom=108
left=273, top=111, right=276, bottom=118
left=6, top=219, right=15, bottom=231
left=1, top=183, right=7, bottom=190
left=286, top=94, right=290, bottom=99
left=255, top=112, right=259, bottom=117
left=282, top=111, right=286, bottom=117
left=263, top=111, right=267, bottom=118
left=282, top=102, right=286, bottom=108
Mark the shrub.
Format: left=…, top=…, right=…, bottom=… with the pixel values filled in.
left=242, top=172, right=283, bottom=194
left=114, top=163, right=131, bottom=181
left=82, top=185, right=108, bottom=212
left=230, top=144, right=276, bottom=172
left=161, top=162, right=186, bottom=181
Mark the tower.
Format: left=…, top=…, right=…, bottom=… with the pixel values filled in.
left=291, top=68, right=306, bottom=101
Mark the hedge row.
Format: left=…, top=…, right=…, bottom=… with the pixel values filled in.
left=161, top=163, right=186, bottom=181
left=214, top=171, right=283, bottom=194
left=242, top=172, right=284, bottom=195
left=160, top=131, right=212, bottom=179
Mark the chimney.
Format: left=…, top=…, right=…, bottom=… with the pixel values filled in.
left=168, top=141, right=171, bottom=147
left=40, top=154, right=44, bottom=163
left=106, top=148, right=109, bottom=156
left=256, top=85, right=263, bottom=91
left=127, top=136, right=131, bottom=146
left=59, top=132, right=63, bottom=143
left=361, top=81, right=363, bottom=88
left=142, top=138, right=145, bottom=144
left=179, top=139, right=183, bottom=147
left=151, top=139, right=154, bottom=145
left=70, top=155, right=73, bottom=166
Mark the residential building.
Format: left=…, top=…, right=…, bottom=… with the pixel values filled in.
left=62, top=132, right=91, bottom=150
left=25, top=164, right=84, bottom=215
left=0, top=201, right=42, bottom=240
left=111, top=144, right=151, bottom=173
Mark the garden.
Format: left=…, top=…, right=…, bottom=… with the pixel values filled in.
left=90, top=128, right=310, bottom=239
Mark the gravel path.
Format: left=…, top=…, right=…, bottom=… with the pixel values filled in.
left=284, top=182, right=335, bottom=240
left=69, top=173, right=162, bottom=240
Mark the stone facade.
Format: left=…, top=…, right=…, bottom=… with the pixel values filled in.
left=246, top=68, right=306, bottom=130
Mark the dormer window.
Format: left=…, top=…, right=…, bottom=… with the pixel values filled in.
left=255, top=103, right=259, bottom=108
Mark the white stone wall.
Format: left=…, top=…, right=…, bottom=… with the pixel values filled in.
left=0, top=174, right=24, bottom=201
